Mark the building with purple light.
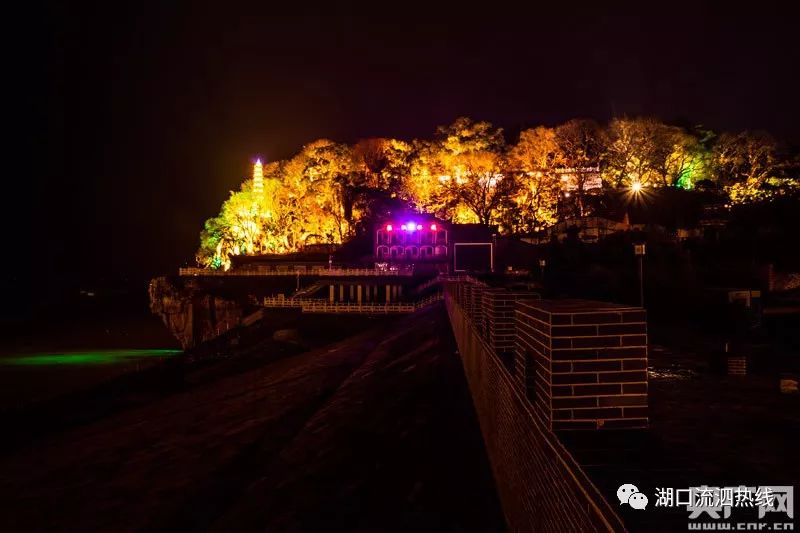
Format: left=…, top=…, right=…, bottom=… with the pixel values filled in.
left=374, top=218, right=495, bottom=273
left=374, top=218, right=449, bottom=262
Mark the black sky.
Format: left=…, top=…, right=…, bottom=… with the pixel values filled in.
left=11, top=3, right=800, bottom=301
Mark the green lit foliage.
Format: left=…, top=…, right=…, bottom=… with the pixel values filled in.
left=663, top=130, right=710, bottom=189
left=651, top=125, right=706, bottom=189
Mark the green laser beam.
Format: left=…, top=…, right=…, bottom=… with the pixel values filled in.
left=0, top=349, right=182, bottom=366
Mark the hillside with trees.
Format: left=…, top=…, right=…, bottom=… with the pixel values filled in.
left=198, top=117, right=799, bottom=270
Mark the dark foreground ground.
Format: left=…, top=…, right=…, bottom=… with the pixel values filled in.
left=0, top=304, right=505, bottom=532
left=566, top=330, right=800, bottom=532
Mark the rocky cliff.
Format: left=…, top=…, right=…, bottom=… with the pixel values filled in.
left=149, top=277, right=243, bottom=350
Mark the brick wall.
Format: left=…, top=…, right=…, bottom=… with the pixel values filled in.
left=482, top=289, right=540, bottom=370
left=446, top=293, right=626, bottom=532
left=515, top=300, right=648, bottom=431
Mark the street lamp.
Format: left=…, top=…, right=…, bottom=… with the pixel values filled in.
left=633, top=243, right=646, bottom=307
left=539, top=258, right=546, bottom=281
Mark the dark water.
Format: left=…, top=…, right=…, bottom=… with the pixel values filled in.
left=0, top=294, right=180, bottom=408
left=765, top=314, right=800, bottom=350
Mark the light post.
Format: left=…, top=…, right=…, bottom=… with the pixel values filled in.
left=633, top=243, right=646, bottom=307
left=491, top=233, right=498, bottom=273
left=539, top=258, right=546, bottom=281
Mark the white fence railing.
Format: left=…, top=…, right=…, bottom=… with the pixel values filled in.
left=261, top=293, right=443, bottom=314
left=412, top=275, right=443, bottom=294
left=411, top=274, right=488, bottom=294
left=439, top=274, right=487, bottom=286
left=179, top=267, right=414, bottom=277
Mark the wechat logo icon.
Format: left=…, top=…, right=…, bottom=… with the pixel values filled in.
left=617, top=483, right=649, bottom=510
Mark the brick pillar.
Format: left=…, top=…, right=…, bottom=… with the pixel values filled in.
left=463, top=285, right=475, bottom=320
left=515, top=299, right=648, bottom=431
left=483, top=289, right=540, bottom=371
left=479, top=288, right=494, bottom=340
left=329, top=285, right=334, bottom=303
left=470, top=285, right=486, bottom=339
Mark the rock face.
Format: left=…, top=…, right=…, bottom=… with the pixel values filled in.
left=149, top=277, right=243, bottom=350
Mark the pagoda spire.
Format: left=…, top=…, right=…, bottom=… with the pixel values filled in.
left=253, top=158, right=264, bottom=194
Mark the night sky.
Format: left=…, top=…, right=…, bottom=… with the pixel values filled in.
left=11, top=3, right=800, bottom=308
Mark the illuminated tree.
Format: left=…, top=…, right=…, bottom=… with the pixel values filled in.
left=602, top=119, right=712, bottom=190
left=657, top=128, right=710, bottom=189
left=197, top=190, right=273, bottom=269
left=401, top=139, right=447, bottom=215
left=196, top=141, right=357, bottom=269
left=302, top=140, right=355, bottom=239
left=432, top=117, right=510, bottom=224
left=351, top=138, right=413, bottom=191
left=382, top=139, right=414, bottom=195
left=350, top=138, right=414, bottom=225
left=439, top=149, right=511, bottom=225
left=507, top=127, right=563, bottom=230
left=352, top=138, right=388, bottom=188
left=555, top=119, right=603, bottom=216
left=436, top=116, right=504, bottom=154
left=711, top=131, right=797, bottom=203
left=713, top=132, right=779, bottom=186
left=602, top=117, right=665, bottom=188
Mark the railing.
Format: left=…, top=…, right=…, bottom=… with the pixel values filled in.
left=261, top=293, right=443, bottom=314
left=411, top=275, right=443, bottom=294
left=440, top=274, right=488, bottom=286
left=411, top=273, right=486, bottom=294
left=179, top=267, right=414, bottom=277
left=291, top=281, right=324, bottom=298
left=261, top=297, right=316, bottom=308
